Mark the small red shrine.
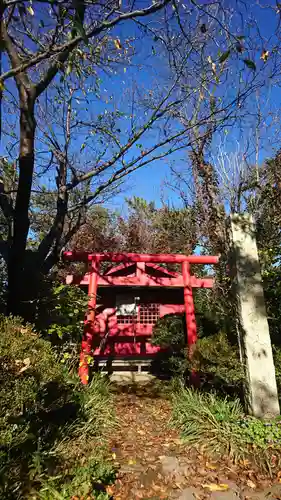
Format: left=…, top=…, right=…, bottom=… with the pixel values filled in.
left=63, top=252, right=219, bottom=384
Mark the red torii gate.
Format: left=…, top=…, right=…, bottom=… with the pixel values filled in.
left=63, top=251, right=219, bottom=384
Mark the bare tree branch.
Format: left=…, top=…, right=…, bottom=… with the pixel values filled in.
left=0, top=0, right=170, bottom=85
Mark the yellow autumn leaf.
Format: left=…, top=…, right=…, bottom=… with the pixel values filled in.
left=112, top=452, right=117, bottom=460
left=203, top=484, right=229, bottom=492
left=27, top=5, right=34, bottom=15
left=0, top=81, right=4, bottom=92
left=114, top=39, right=122, bottom=50
left=261, top=50, right=269, bottom=62
left=128, top=458, right=136, bottom=465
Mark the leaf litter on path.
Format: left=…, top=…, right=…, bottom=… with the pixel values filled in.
left=107, top=383, right=278, bottom=499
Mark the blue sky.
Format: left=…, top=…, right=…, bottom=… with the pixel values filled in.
left=106, top=0, right=281, bottom=212
left=1, top=0, right=281, bottom=217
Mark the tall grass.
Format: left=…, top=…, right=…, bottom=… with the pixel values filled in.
left=172, top=382, right=281, bottom=470
left=55, top=373, right=115, bottom=459
left=172, top=383, right=244, bottom=458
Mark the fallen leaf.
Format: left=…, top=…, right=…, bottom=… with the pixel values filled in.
left=152, top=484, right=165, bottom=492
left=173, top=438, right=182, bottom=445
left=246, top=480, right=256, bottom=489
left=112, top=452, right=117, bottom=460
left=19, top=358, right=31, bottom=373
left=128, top=459, right=136, bottom=465
left=106, top=486, right=115, bottom=495
left=240, top=459, right=251, bottom=467
left=203, top=484, right=229, bottom=492
left=206, top=462, right=217, bottom=470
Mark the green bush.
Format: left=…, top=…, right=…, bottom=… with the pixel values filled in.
left=151, top=314, right=188, bottom=377
left=172, top=383, right=281, bottom=469
left=43, top=283, right=88, bottom=341
left=0, top=315, right=66, bottom=449
left=192, top=332, right=244, bottom=397
left=38, top=456, right=116, bottom=500
left=0, top=315, right=115, bottom=499
left=151, top=313, right=244, bottom=396
left=35, top=282, right=88, bottom=370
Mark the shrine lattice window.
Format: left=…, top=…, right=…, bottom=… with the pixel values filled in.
left=139, top=303, right=160, bottom=324
left=117, top=315, right=136, bottom=324
left=116, top=303, right=160, bottom=325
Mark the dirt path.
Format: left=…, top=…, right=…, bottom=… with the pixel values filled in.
left=108, top=384, right=280, bottom=500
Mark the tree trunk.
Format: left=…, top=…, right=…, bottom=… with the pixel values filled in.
left=7, top=92, right=36, bottom=317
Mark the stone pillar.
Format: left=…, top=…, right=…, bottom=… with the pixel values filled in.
left=230, top=214, right=280, bottom=418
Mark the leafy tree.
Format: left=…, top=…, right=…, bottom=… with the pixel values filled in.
left=118, top=196, right=197, bottom=255
left=0, top=0, right=279, bottom=320
left=0, top=0, right=184, bottom=316
left=68, top=196, right=197, bottom=256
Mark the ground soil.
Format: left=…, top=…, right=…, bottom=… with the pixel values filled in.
left=107, top=382, right=281, bottom=500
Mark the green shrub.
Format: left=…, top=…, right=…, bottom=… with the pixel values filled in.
left=0, top=315, right=66, bottom=448
left=151, top=313, right=244, bottom=396
left=0, top=315, right=115, bottom=499
left=151, top=314, right=188, bottom=377
left=238, top=416, right=281, bottom=449
left=192, top=332, right=244, bottom=397
left=37, top=456, right=116, bottom=500
left=36, top=283, right=88, bottom=370
left=172, top=383, right=281, bottom=469
left=43, top=283, right=88, bottom=341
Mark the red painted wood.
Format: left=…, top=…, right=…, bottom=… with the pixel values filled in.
left=79, top=260, right=99, bottom=385
left=64, top=251, right=219, bottom=384
left=104, top=262, right=179, bottom=278
left=182, top=261, right=200, bottom=386
left=66, top=273, right=214, bottom=289
left=63, top=251, right=219, bottom=265
left=182, top=261, right=197, bottom=350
